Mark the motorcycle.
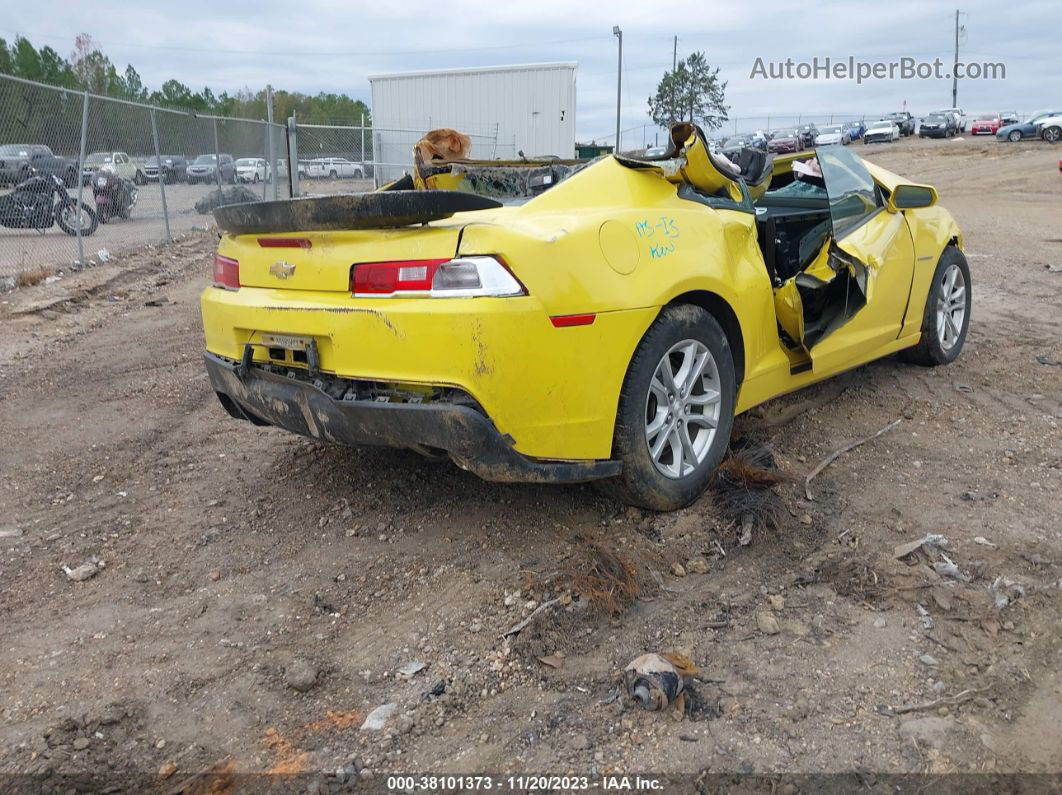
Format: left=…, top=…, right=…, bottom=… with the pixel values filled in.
left=0, top=172, right=98, bottom=236
left=91, top=170, right=138, bottom=223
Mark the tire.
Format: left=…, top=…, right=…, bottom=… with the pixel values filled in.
left=64, top=168, right=77, bottom=188
left=1006, top=130, right=1021, bottom=142
left=56, top=201, right=99, bottom=237
left=134, top=170, right=144, bottom=185
left=253, top=174, right=260, bottom=184
left=1043, top=125, right=1062, bottom=144
left=901, top=246, right=971, bottom=367
left=329, top=169, right=338, bottom=179
left=602, top=304, right=737, bottom=511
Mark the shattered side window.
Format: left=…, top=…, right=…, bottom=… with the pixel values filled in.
left=816, top=146, right=881, bottom=238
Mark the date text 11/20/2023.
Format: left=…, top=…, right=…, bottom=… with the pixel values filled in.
left=385, top=774, right=664, bottom=790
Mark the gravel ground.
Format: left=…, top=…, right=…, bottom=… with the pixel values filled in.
left=0, top=135, right=1059, bottom=792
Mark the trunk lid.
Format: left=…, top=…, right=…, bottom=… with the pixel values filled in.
left=225, top=226, right=465, bottom=292
left=214, top=191, right=504, bottom=292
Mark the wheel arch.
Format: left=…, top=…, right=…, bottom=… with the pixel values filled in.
left=663, top=290, right=746, bottom=386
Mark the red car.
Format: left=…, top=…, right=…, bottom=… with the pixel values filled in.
left=970, top=114, right=1002, bottom=135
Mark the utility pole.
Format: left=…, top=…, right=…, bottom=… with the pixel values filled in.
left=613, top=26, right=623, bottom=153
left=951, top=9, right=960, bottom=108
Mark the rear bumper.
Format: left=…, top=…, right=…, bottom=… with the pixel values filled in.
left=201, top=283, right=657, bottom=460
left=204, top=352, right=620, bottom=484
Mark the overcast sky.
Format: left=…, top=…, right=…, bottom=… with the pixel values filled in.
left=3, top=0, right=1058, bottom=144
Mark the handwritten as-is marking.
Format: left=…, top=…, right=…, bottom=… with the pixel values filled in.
left=635, top=216, right=680, bottom=259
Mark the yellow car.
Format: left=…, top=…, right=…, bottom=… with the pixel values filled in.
left=201, top=123, right=970, bottom=510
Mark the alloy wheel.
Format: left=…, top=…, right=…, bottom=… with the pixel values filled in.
left=644, top=340, right=722, bottom=479
left=936, top=263, right=967, bottom=351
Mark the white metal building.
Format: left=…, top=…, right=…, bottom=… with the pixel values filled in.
left=368, top=62, right=577, bottom=181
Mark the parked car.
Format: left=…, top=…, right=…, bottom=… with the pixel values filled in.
left=0, top=144, right=79, bottom=187
left=999, top=111, right=1020, bottom=126
left=721, top=136, right=750, bottom=156
left=767, top=129, right=803, bottom=154
left=883, top=112, right=916, bottom=136
left=796, top=123, right=819, bottom=148
left=938, top=107, right=968, bottom=132
left=814, top=124, right=848, bottom=146
left=919, top=113, right=956, bottom=139
left=203, top=123, right=969, bottom=510
left=843, top=120, right=865, bottom=141
left=970, top=114, right=1002, bottom=135
left=235, top=158, right=268, bottom=184
left=143, top=155, right=188, bottom=184
left=1037, top=114, right=1062, bottom=143
left=996, top=110, right=1062, bottom=142
left=863, top=120, right=900, bottom=144
left=82, top=152, right=145, bottom=185
left=187, top=154, right=235, bottom=185
left=304, top=157, right=366, bottom=179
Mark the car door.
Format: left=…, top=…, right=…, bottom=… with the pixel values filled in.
left=773, top=146, right=915, bottom=374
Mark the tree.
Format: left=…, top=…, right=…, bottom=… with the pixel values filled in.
left=116, top=65, right=147, bottom=101
left=648, top=51, right=729, bottom=131
left=0, top=38, right=12, bottom=77
left=2, top=32, right=373, bottom=127
left=13, top=36, right=43, bottom=81
left=70, top=33, right=119, bottom=95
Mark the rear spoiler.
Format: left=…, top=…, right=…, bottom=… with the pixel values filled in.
left=213, top=190, right=502, bottom=235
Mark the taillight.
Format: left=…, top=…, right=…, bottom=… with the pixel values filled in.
left=213, top=254, right=240, bottom=290
left=352, top=259, right=447, bottom=296
left=350, top=256, right=525, bottom=298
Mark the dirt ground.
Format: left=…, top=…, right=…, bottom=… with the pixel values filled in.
left=0, top=135, right=1060, bottom=793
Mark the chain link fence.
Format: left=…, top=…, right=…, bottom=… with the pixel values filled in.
left=0, top=73, right=288, bottom=283
left=10, top=69, right=1011, bottom=282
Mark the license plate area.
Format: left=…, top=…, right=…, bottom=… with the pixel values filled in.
left=261, top=333, right=312, bottom=352
left=255, top=335, right=316, bottom=371
left=247, top=334, right=320, bottom=376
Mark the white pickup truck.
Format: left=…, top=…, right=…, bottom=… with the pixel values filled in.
left=82, top=151, right=145, bottom=184
left=303, top=157, right=365, bottom=179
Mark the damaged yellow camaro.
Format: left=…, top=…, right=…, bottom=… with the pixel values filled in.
left=201, top=123, right=970, bottom=510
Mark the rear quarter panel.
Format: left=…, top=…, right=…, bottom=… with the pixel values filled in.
left=456, top=156, right=780, bottom=413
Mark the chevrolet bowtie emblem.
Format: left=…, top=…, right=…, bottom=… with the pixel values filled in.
left=269, top=261, right=296, bottom=279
